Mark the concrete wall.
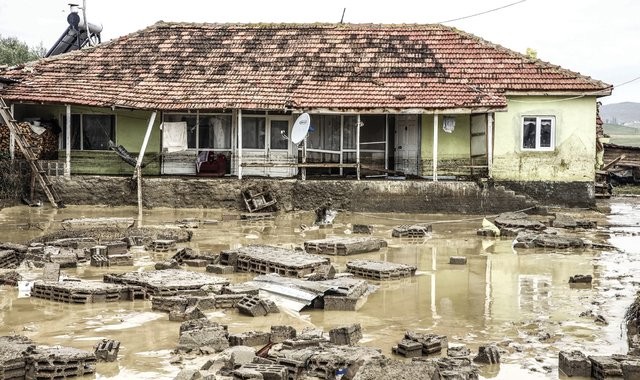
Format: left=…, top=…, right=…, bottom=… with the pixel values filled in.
left=492, top=96, right=597, bottom=182
left=420, top=114, right=471, bottom=176
left=47, top=176, right=537, bottom=214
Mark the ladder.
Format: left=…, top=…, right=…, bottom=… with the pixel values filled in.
left=0, top=97, right=64, bottom=208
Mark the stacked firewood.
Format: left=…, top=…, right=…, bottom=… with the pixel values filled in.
left=0, top=122, right=59, bottom=160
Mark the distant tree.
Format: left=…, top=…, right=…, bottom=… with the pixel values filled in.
left=0, top=35, right=43, bottom=66
left=525, top=47, right=538, bottom=60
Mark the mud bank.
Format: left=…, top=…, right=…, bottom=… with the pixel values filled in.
left=45, top=176, right=541, bottom=213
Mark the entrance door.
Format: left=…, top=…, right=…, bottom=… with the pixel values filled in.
left=470, top=114, right=488, bottom=173
left=266, top=118, right=296, bottom=177
left=394, top=114, right=420, bottom=175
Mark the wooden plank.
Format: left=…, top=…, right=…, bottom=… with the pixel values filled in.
left=601, top=154, right=626, bottom=171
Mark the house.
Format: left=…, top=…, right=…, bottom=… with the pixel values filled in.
left=0, top=22, right=611, bottom=205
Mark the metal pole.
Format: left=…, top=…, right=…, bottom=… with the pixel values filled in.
left=237, top=109, right=243, bottom=179
left=433, top=114, right=438, bottom=182
left=65, top=105, right=71, bottom=178
left=9, top=104, right=15, bottom=161
left=302, top=138, right=307, bottom=181
left=82, top=0, right=91, bottom=46
left=339, top=115, right=344, bottom=176
left=487, top=113, right=494, bottom=178
left=356, top=114, right=361, bottom=180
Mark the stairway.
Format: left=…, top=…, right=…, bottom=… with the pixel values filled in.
left=0, top=97, right=64, bottom=208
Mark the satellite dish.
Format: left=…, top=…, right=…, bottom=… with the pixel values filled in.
left=291, top=113, right=310, bottom=144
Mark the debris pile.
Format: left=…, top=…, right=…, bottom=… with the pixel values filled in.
left=104, top=269, right=229, bottom=297
left=346, top=259, right=417, bottom=280
left=220, top=245, right=329, bottom=278
left=392, top=331, right=448, bottom=358
left=31, top=280, right=131, bottom=304
left=0, top=335, right=96, bottom=379
left=392, top=224, right=432, bottom=238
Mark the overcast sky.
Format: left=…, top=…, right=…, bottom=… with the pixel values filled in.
left=0, top=0, right=638, bottom=104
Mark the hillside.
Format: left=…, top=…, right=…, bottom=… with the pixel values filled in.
left=601, top=102, right=640, bottom=125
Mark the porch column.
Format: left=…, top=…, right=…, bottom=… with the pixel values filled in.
left=65, top=105, right=71, bottom=178
left=356, top=114, right=361, bottom=180
left=432, top=114, right=438, bottom=182
left=487, top=113, right=494, bottom=178
left=384, top=115, right=389, bottom=171
left=237, top=109, right=243, bottom=179
left=9, top=104, right=15, bottom=161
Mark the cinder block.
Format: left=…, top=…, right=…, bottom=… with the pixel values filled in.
left=329, top=323, right=362, bottom=346
left=449, top=256, right=467, bottom=265
left=270, top=326, right=296, bottom=344
left=559, top=351, right=591, bottom=377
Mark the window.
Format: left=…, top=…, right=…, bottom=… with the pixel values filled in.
left=522, top=116, right=555, bottom=151
left=61, top=114, right=115, bottom=150
left=242, top=117, right=266, bottom=149
left=164, top=113, right=232, bottom=150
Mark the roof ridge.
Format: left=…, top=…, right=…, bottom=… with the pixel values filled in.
left=439, top=24, right=610, bottom=90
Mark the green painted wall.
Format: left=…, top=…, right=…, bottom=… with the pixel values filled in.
left=492, top=96, right=597, bottom=182
left=12, top=104, right=161, bottom=175
left=420, top=114, right=471, bottom=175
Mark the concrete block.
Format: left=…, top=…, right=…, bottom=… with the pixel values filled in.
left=449, top=256, right=467, bottom=265
left=270, top=326, right=296, bottom=344
left=352, top=224, right=374, bottom=234
left=237, top=295, right=268, bottom=317
left=229, top=331, right=271, bottom=347
left=473, top=345, right=500, bottom=364
left=94, top=339, right=120, bottom=362
left=329, top=323, right=362, bottom=346
left=558, top=351, right=591, bottom=377
left=207, top=264, right=235, bottom=274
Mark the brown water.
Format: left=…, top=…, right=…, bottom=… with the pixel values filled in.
left=1, top=199, right=639, bottom=379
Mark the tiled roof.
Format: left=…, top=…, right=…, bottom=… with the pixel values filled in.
left=0, top=23, right=611, bottom=111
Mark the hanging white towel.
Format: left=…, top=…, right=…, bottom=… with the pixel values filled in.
left=162, top=122, right=188, bottom=152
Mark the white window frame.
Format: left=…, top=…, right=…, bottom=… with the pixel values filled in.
left=163, top=111, right=232, bottom=152
left=521, top=116, right=555, bottom=151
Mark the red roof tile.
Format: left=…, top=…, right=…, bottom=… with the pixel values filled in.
left=0, top=23, right=611, bottom=111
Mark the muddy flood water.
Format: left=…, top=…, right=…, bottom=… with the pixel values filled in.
left=1, top=198, right=640, bottom=379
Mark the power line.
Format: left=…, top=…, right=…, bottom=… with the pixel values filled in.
left=437, top=0, right=527, bottom=24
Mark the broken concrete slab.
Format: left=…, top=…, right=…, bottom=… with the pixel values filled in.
left=473, top=345, right=500, bottom=364
left=305, top=264, right=336, bottom=281
left=559, top=350, right=591, bottom=377
left=589, top=355, right=624, bottom=379
left=494, top=212, right=545, bottom=230
left=513, top=232, right=586, bottom=249
left=304, top=237, right=387, bottom=255
left=61, top=217, right=135, bottom=230
left=270, top=326, right=296, bottom=344
left=393, top=339, right=423, bottom=358
left=42, top=262, right=60, bottom=282
left=223, top=283, right=260, bottom=296
left=392, top=224, right=432, bottom=238
left=169, top=306, right=207, bottom=322
left=31, top=280, right=130, bottom=304
left=173, top=247, right=220, bottom=267
left=220, top=245, right=329, bottom=278
left=350, top=357, right=439, bottom=380
left=346, top=259, right=417, bottom=280
left=103, top=269, right=229, bottom=297
left=177, top=319, right=229, bottom=354
left=552, top=213, right=597, bottom=229
left=352, top=224, right=374, bottom=234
